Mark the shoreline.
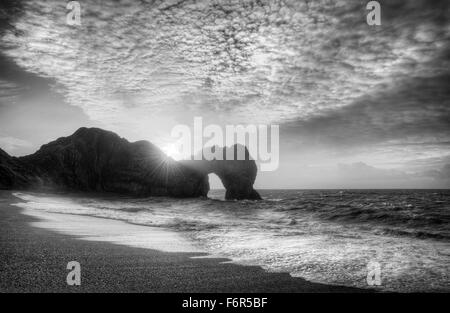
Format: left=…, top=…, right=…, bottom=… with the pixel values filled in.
left=0, top=191, right=367, bottom=292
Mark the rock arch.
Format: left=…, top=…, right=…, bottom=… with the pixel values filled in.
left=0, top=128, right=261, bottom=200
left=180, top=145, right=261, bottom=200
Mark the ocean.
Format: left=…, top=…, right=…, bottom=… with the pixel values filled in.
left=12, top=189, right=450, bottom=292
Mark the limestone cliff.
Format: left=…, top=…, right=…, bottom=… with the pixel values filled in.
left=180, top=145, right=261, bottom=200
left=0, top=128, right=260, bottom=200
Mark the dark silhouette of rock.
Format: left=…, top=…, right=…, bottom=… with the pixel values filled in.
left=180, top=145, right=261, bottom=200
left=0, top=148, right=41, bottom=189
left=0, top=128, right=261, bottom=200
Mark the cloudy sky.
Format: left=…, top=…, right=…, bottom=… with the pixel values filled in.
left=0, top=0, right=449, bottom=188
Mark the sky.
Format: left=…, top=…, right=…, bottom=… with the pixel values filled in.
left=0, top=0, right=449, bottom=188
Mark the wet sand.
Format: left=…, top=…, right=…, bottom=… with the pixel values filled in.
left=0, top=191, right=366, bottom=292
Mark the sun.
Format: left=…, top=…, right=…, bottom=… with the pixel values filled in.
left=162, top=143, right=184, bottom=161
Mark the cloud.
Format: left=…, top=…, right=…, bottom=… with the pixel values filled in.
left=282, top=74, right=450, bottom=148
left=2, top=0, right=449, bottom=129
left=0, top=135, right=33, bottom=154
left=0, top=0, right=449, bottom=187
left=421, top=163, right=450, bottom=181
left=0, top=0, right=25, bottom=36
left=0, top=48, right=93, bottom=156
left=337, top=162, right=409, bottom=180
left=334, top=161, right=450, bottom=188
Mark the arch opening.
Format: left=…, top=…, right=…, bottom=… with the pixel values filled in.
left=207, top=173, right=225, bottom=200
